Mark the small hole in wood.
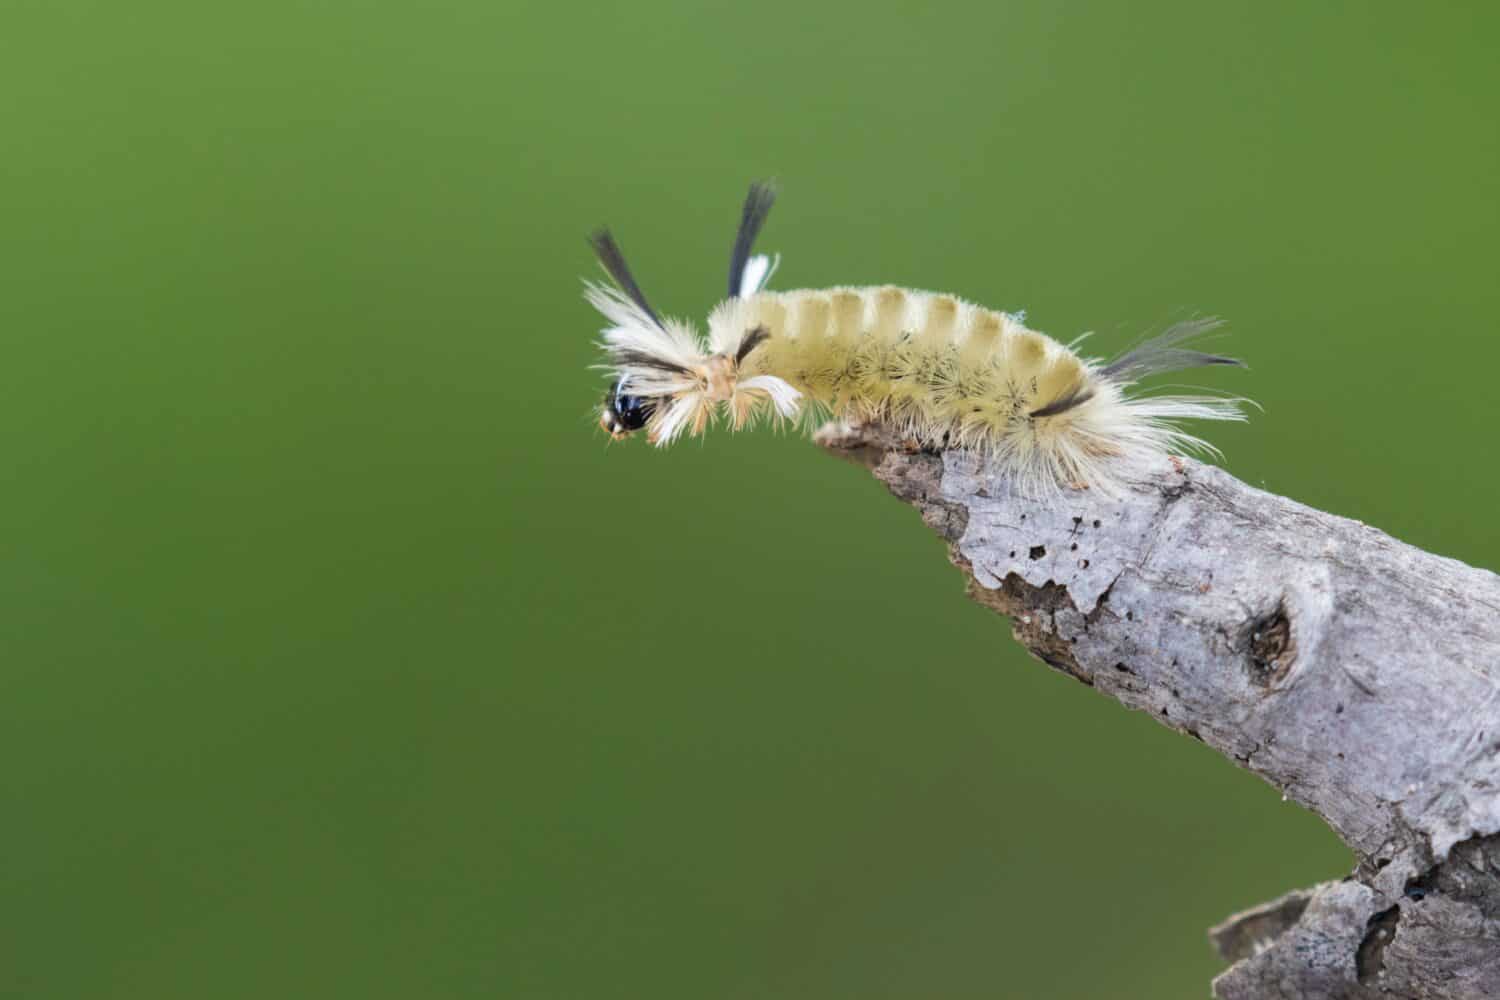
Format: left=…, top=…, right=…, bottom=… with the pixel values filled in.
left=1248, top=603, right=1295, bottom=688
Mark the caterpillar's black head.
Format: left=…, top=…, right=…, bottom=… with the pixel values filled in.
left=599, top=382, right=658, bottom=440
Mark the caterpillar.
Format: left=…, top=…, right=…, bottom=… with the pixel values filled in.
left=586, top=182, right=1246, bottom=496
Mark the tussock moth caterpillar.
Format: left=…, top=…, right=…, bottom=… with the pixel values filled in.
left=587, top=182, right=1246, bottom=496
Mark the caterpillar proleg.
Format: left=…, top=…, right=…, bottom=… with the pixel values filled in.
left=587, top=183, right=1246, bottom=496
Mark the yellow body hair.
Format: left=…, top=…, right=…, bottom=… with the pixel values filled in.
left=716, top=286, right=1082, bottom=444
left=586, top=183, right=1246, bottom=496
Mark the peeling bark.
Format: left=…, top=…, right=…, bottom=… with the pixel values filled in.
left=817, top=421, right=1500, bottom=999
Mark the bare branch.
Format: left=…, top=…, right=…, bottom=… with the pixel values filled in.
left=817, top=420, right=1500, bottom=999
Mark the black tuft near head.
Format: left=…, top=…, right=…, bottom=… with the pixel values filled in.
left=589, top=228, right=665, bottom=329
left=734, top=325, right=771, bottom=366
left=728, top=181, right=777, bottom=298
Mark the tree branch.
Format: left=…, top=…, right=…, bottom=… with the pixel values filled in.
left=816, top=420, right=1500, bottom=999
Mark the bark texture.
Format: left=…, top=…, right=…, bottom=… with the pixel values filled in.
left=816, top=421, right=1500, bottom=1000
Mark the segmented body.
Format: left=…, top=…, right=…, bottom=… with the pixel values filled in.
left=713, top=286, right=1088, bottom=446
left=585, top=182, right=1245, bottom=496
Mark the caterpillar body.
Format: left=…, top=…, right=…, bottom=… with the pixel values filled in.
left=587, top=183, right=1246, bottom=496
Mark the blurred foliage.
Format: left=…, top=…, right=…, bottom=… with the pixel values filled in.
left=3, top=1, right=1497, bottom=997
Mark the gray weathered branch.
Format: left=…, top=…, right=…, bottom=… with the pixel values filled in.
left=816, top=421, right=1500, bottom=1000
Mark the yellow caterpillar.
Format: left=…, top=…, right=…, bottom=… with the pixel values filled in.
left=586, top=182, right=1245, bottom=495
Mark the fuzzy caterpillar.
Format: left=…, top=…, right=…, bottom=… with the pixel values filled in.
left=586, top=182, right=1246, bottom=496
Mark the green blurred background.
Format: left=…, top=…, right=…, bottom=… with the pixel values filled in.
left=4, top=2, right=1497, bottom=997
